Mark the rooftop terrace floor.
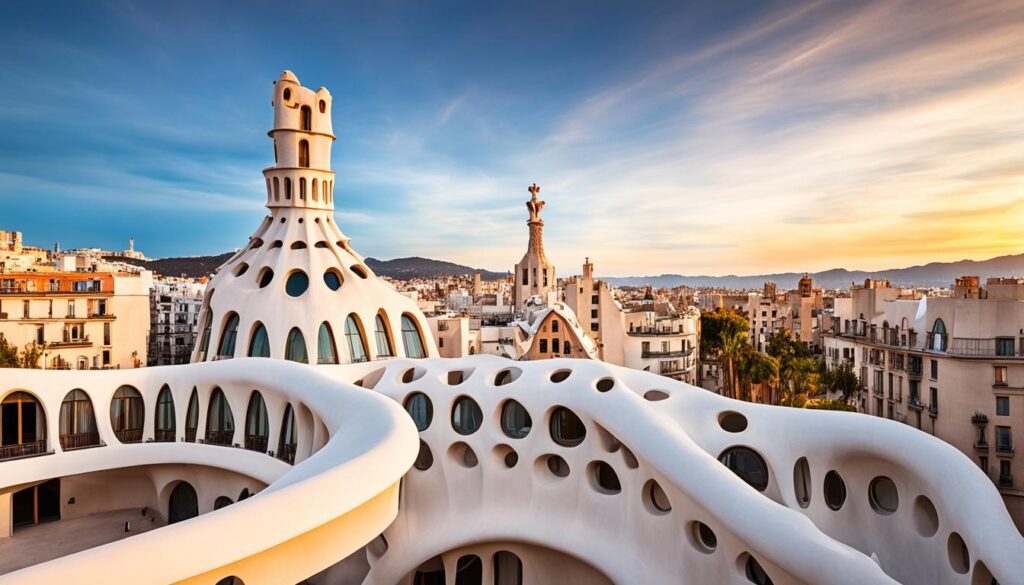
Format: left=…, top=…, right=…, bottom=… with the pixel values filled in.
left=0, top=508, right=166, bottom=575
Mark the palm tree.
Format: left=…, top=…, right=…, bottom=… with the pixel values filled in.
left=719, top=327, right=748, bottom=399
left=747, top=353, right=780, bottom=404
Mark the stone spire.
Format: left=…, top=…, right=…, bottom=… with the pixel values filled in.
left=525, top=183, right=547, bottom=260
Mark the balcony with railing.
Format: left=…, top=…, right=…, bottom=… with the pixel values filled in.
left=114, top=428, right=143, bottom=443
left=59, top=432, right=101, bottom=450
left=50, top=335, right=91, bottom=348
left=277, top=442, right=297, bottom=465
left=642, top=348, right=694, bottom=359
left=922, top=335, right=1023, bottom=359
left=206, top=430, right=234, bottom=446
left=0, top=440, right=48, bottom=461
left=245, top=435, right=269, bottom=453
left=628, top=326, right=688, bottom=337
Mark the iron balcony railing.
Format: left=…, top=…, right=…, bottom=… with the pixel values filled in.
left=59, top=432, right=101, bottom=450
left=206, top=430, right=234, bottom=446
left=154, top=429, right=176, bottom=443
left=277, top=443, right=297, bottom=465
left=114, top=428, right=144, bottom=443
left=245, top=435, right=269, bottom=453
left=0, top=440, right=47, bottom=461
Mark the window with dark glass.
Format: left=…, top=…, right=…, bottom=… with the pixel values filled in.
left=110, top=386, right=144, bottom=443
left=345, top=314, right=368, bottom=362
left=244, top=391, right=269, bottom=453
left=317, top=322, right=338, bottom=364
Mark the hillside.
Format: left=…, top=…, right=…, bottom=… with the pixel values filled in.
left=105, top=253, right=507, bottom=281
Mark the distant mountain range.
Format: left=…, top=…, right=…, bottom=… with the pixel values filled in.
left=105, top=253, right=508, bottom=281
left=106, top=251, right=1024, bottom=289
left=600, top=253, right=1024, bottom=290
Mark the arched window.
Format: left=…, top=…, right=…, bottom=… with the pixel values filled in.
left=317, top=322, right=338, bottom=364
left=168, top=481, right=198, bottom=524
left=217, top=313, right=239, bottom=359
left=298, top=140, right=310, bottom=168
left=312, top=178, right=318, bottom=201
left=0, top=392, right=46, bottom=459
left=345, top=314, right=368, bottom=363
left=111, top=385, right=144, bottom=443
left=299, top=177, right=306, bottom=199
left=206, top=388, right=235, bottom=446
left=278, top=404, right=297, bottom=464
left=401, top=314, right=426, bottom=358
left=300, top=105, right=311, bottom=131
left=375, top=312, right=394, bottom=358
left=248, top=322, right=270, bottom=357
left=931, top=318, right=948, bottom=352
left=272, top=177, right=280, bottom=201
left=454, top=555, right=482, bottom=585
left=493, top=551, right=523, bottom=585
left=59, top=389, right=98, bottom=450
left=323, top=180, right=328, bottom=201
left=198, top=312, right=212, bottom=361
left=564, top=340, right=572, bottom=354
left=285, top=177, right=292, bottom=200
left=285, top=327, right=308, bottom=363
left=185, top=387, right=199, bottom=442
left=244, top=391, right=269, bottom=453
left=155, top=385, right=175, bottom=442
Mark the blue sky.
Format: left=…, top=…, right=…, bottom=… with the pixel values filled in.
left=1, top=1, right=1023, bottom=276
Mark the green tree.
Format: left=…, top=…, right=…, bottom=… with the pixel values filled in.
left=700, top=309, right=750, bottom=399
left=822, top=362, right=861, bottom=402
left=0, top=336, right=19, bottom=368
left=19, top=342, right=45, bottom=369
left=780, top=356, right=819, bottom=406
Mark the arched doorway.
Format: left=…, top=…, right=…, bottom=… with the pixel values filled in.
left=1, top=391, right=46, bottom=460
left=12, top=478, right=60, bottom=530
left=168, top=481, right=198, bottom=524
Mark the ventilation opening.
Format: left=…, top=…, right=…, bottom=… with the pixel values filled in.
left=824, top=470, right=847, bottom=511
left=543, top=454, right=570, bottom=478
left=270, top=240, right=283, bottom=248
left=550, top=369, right=571, bottom=383
left=290, top=241, right=307, bottom=249
left=494, top=368, right=521, bottom=386
left=913, top=495, right=939, bottom=537
left=868, top=476, right=899, bottom=515
left=449, top=442, right=478, bottom=468
left=314, top=241, right=329, bottom=248
left=257, top=268, right=274, bottom=288
left=354, top=368, right=386, bottom=389
left=234, top=263, right=249, bottom=277
left=793, top=457, right=811, bottom=508
left=589, top=461, right=621, bottom=494
left=494, top=444, right=518, bottom=469
left=644, top=479, right=671, bottom=514
left=351, top=265, right=369, bottom=279
left=596, top=377, right=614, bottom=392
left=644, top=390, right=669, bottom=401
left=691, top=521, right=717, bottom=554
left=414, top=440, right=433, bottom=470
left=447, top=370, right=468, bottom=385
left=401, top=367, right=425, bottom=384
left=718, top=411, right=748, bottom=433
left=948, top=532, right=970, bottom=574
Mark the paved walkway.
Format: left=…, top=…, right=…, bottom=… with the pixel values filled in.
left=0, top=508, right=166, bottom=575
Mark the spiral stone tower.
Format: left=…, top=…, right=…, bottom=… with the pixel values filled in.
left=190, top=71, right=436, bottom=365
left=512, top=183, right=556, bottom=310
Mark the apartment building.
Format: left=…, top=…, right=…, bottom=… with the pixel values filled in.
left=0, top=270, right=151, bottom=369
left=148, top=278, right=205, bottom=366
left=823, top=276, right=1024, bottom=530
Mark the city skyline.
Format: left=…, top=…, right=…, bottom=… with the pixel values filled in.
left=2, top=0, right=1024, bottom=277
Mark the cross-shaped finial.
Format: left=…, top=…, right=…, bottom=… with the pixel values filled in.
left=528, top=183, right=540, bottom=197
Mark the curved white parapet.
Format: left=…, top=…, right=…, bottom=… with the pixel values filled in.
left=2, top=356, right=1022, bottom=584
left=334, top=355, right=1024, bottom=585
left=0, top=359, right=418, bottom=585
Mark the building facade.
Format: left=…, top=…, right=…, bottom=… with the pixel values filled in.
left=148, top=278, right=205, bottom=366
left=823, top=276, right=1024, bottom=531
left=0, top=271, right=150, bottom=369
